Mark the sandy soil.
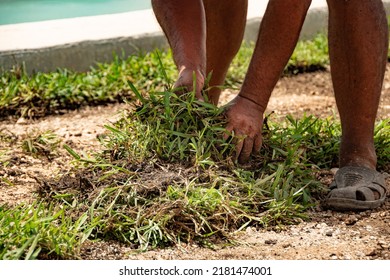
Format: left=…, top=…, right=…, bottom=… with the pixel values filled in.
left=1, top=67, right=390, bottom=260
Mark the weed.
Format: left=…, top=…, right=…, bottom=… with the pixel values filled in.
left=21, top=130, right=61, bottom=159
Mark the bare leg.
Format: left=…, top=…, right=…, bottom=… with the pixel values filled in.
left=225, top=0, right=312, bottom=163
left=152, top=0, right=247, bottom=103
left=203, top=0, right=248, bottom=105
left=326, top=0, right=388, bottom=169
left=152, top=0, right=206, bottom=99
left=238, top=0, right=312, bottom=111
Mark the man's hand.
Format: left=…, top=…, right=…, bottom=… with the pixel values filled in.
left=224, top=95, right=264, bottom=164
left=173, top=67, right=205, bottom=101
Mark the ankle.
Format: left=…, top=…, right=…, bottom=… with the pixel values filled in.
left=339, top=144, right=377, bottom=170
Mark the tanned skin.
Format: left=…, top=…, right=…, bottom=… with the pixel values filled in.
left=152, top=0, right=388, bottom=192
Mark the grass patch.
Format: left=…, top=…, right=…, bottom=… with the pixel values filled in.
left=286, top=33, right=329, bottom=74
left=0, top=34, right=331, bottom=119
left=227, top=34, right=329, bottom=85
left=0, top=202, right=91, bottom=259
left=0, top=129, right=17, bottom=169
left=0, top=52, right=176, bottom=119
left=38, top=91, right=326, bottom=252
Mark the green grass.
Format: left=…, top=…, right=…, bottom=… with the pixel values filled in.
left=0, top=203, right=92, bottom=259
left=0, top=51, right=176, bottom=118
left=0, top=34, right=331, bottom=119
left=286, top=33, right=329, bottom=74
left=38, top=95, right=327, bottom=253
left=227, top=34, right=329, bottom=85
left=0, top=33, right=389, bottom=259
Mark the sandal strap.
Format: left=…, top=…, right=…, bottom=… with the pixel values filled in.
left=331, top=166, right=386, bottom=190
left=328, top=166, right=387, bottom=200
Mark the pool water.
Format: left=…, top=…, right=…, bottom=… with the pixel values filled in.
left=0, top=0, right=152, bottom=25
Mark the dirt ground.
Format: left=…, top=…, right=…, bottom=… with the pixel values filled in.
left=1, top=67, right=390, bottom=260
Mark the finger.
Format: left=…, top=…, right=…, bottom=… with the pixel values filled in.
left=223, top=123, right=234, bottom=141
left=238, top=137, right=254, bottom=164
left=252, top=134, right=263, bottom=154
left=195, top=90, right=205, bottom=102
left=172, top=84, right=189, bottom=95
left=234, top=136, right=244, bottom=162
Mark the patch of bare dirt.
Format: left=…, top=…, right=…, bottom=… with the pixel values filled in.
left=1, top=67, right=390, bottom=260
left=0, top=104, right=126, bottom=206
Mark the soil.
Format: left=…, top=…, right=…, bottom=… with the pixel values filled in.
left=1, top=67, right=390, bottom=260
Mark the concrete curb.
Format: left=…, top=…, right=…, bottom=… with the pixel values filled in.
left=1, top=33, right=167, bottom=74
left=1, top=1, right=390, bottom=74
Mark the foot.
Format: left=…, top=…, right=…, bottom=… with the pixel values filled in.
left=323, top=166, right=388, bottom=211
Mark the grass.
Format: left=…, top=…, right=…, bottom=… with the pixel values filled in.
left=0, top=51, right=176, bottom=118
left=227, top=34, right=329, bottom=86
left=0, top=129, right=16, bottom=169
left=0, top=33, right=389, bottom=259
left=0, top=202, right=92, bottom=259
left=21, top=130, right=61, bottom=159
left=0, top=34, right=330, bottom=119
left=39, top=97, right=327, bottom=253
left=286, top=33, right=329, bottom=74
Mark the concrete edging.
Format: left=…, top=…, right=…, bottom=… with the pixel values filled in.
left=1, top=33, right=167, bottom=74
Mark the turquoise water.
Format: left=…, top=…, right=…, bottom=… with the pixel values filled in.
left=0, top=0, right=152, bottom=25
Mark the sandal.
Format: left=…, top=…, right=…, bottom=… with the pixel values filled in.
left=323, top=166, right=388, bottom=211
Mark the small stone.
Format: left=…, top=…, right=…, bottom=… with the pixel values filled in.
left=325, top=230, right=333, bottom=237
left=245, top=227, right=254, bottom=234
left=16, top=117, right=28, bottom=125
left=365, top=248, right=377, bottom=257
left=264, top=239, right=277, bottom=245
left=316, top=222, right=327, bottom=229
left=346, top=215, right=358, bottom=225
left=378, top=240, right=389, bottom=249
